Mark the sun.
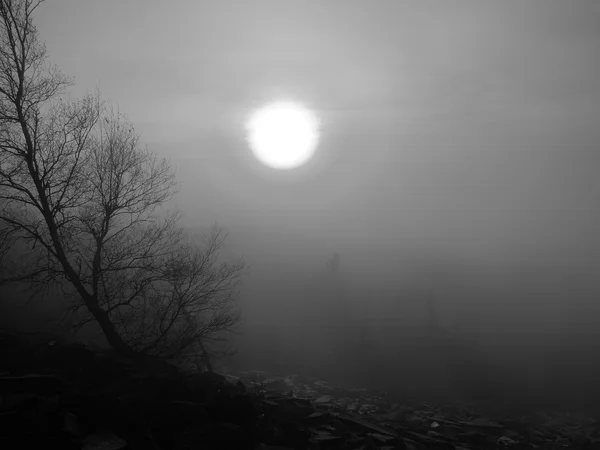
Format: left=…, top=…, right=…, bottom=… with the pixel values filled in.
left=245, top=100, right=320, bottom=170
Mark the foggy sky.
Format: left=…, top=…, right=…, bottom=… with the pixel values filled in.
left=34, top=1, right=600, bottom=332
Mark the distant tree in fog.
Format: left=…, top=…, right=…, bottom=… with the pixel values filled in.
left=426, top=293, right=441, bottom=335
left=326, top=251, right=341, bottom=274
left=0, top=0, right=244, bottom=361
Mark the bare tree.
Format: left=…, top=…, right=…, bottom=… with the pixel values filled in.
left=0, top=0, right=244, bottom=358
left=326, top=251, right=341, bottom=274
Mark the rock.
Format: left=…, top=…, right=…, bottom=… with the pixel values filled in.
left=268, top=398, right=315, bottom=424
left=255, top=445, right=297, bottom=450
left=208, top=392, right=261, bottom=428
left=0, top=373, right=66, bottom=394
left=63, top=411, right=88, bottom=438
left=81, top=432, right=127, bottom=450
left=335, top=412, right=398, bottom=438
left=314, top=395, right=334, bottom=404
left=147, top=400, right=210, bottom=448
left=175, top=421, right=253, bottom=450
left=0, top=332, right=36, bottom=374
left=151, top=399, right=209, bottom=430
left=187, top=371, right=228, bottom=403
left=463, top=417, right=504, bottom=429
left=262, top=377, right=295, bottom=392
left=459, top=429, right=492, bottom=446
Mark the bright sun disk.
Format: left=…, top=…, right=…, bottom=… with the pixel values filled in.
left=245, top=100, right=319, bottom=170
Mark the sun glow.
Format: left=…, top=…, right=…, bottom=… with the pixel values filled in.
left=245, top=100, right=320, bottom=170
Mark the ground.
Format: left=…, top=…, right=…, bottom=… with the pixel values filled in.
left=1, top=332, right=599, bottom=449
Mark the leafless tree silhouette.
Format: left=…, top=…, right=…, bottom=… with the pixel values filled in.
left=0, top=0, right=244, bottom=359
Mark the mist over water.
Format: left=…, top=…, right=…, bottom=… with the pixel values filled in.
left=188, top=201, right=600, bottom=414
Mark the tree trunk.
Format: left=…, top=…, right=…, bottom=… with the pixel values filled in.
left=180, top=304, right=213, bottom=372
left=197, top=338, right=213, bottom=373
left=88, top=304, right=135, bottom=355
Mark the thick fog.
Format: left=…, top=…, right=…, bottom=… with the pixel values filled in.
left=2, top=0, right=600, bottom=416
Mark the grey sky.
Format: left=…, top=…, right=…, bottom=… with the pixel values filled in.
left=35, top=1, right=600, bottom=319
